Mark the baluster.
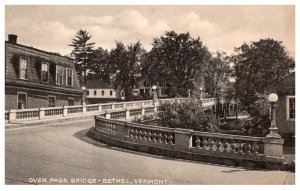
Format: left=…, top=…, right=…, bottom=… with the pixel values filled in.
left=216, top=139, right=222, bottom=152
left=230, top=141, right=237, bottom=153
left=134, top=129, right=139, bottom=139
left=158, top=133, right=163, bottom=143
left=152, top=132, right=157, bottom=142
left=195, top=136, right=201, bottom=148
left=245, top=142, right=252, bottom=155
left=252, top=142, right=259, bottom=155
left=143, top=130, right=148, bottom=140
left=139, top=130, right=143, bottom=139
left=164, top=133, right=168, bottom=144
left=129, top=128, right=134, bottom=138
left=202, top=137, right=208, bottom=150
left=148, top=131, right=152, bottom=141
left=208, top=138, right=214, bottom=151
left=223, top=140, right=230, bottom=153
left=167, top=134, right=173, bottom=144
left=237, top=142, right=244, bottom=154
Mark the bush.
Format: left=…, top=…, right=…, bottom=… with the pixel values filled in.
left=157, top=98, right=221, bottom=132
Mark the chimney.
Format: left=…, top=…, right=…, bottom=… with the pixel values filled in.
left=8, top=34, right=17, bottom=44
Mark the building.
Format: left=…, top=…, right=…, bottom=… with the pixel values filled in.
left=85, top=79, right=124, bottom=104
left=134, top=78, right=168, bottom=99
left=5, top=34, right=82, bottom=110
left=266, top=72, right=295, bottom=145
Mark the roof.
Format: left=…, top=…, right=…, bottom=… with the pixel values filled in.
left=86, top=79, right=115, bottom=89
left=5, top=41, right=73, bottom=61
left=265, top=72, right=295, bottom=92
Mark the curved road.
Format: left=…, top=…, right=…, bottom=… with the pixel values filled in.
left=5, top=119, right=295, bottom=185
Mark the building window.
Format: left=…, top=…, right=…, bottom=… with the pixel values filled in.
left=56, top=65, right=63, bottom=85
left=94, top=90, right=97, bottom=96
left=68, top=98, right=75, bottom=106
left=66, top=68, right=73, bottom=87
left=17, top=92, right=27, bottom=109
left=41, top=62, right=49, bottom=82
left=19, top=57, right=28, bottom=79
left=287, top=96, right=295, bottom=120
left=110, top=90, right=113, bottom=96
left=102, top=90, right=105, bottom=96
left=48, top=96, right=56, bottom=107
left=86, top=90, right=89, bottom=96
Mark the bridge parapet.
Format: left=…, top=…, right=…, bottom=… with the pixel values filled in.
left=91, top=110, right=284, bottom=170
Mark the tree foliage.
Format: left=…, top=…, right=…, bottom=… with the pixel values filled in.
left=110, top=41, right=144, bottom=100
left=204, top=52, right=231, bottom=97
left=88, top=47, right=110, bottom=82
left=144, top=31, right=211, bottom=97
left=231, top=38, right=295, bottom=107
left=69, top=30, right=95, bottom=85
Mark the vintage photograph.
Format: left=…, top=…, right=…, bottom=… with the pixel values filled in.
left=4, top=5, right=295, bottom=185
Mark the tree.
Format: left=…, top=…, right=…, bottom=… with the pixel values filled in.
left=144, top=31, right=211, bottom=97
left=110, top=41, right=144, bottom=100
left=88, top=47, right=110, bottom=82
left=69, top=30, right=95, bottom=85
left=231, top=38, right=295, bottom=108
left=204, top=52, right=231, bottom=97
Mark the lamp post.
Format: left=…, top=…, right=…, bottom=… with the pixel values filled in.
left=81, top=86, right=86, bottom=105
left=216, top=92, right=220, bottom=126
left=199, top=87, right=203, bottom=99
left=152, top=85, right=157, bottom=119
left=267, top=93, right=281, bottom=138
left=188, top=89, right=191, bottom=98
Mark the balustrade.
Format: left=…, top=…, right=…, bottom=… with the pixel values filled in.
left=86, top=104, right=99, bottom=112
left=45, top=107, right=63, bottom=117
left=68, top=106, right=83, bottom=114
left=101, top=104, right=113, bottom=110
left=110, top=111, right=126, bottom=119
left=191, top=134, right=263, bottom=156
left=95, top=120, right=117, bottom=134
left=16, top=109, right=40, bottom=119
left=130, top=109, right=142, bottom=117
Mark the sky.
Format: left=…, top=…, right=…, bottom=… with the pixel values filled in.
left=5, top=5, right=295, bottom=57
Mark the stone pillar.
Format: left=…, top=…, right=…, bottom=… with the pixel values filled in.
left=9, top=109, right=17, bottom=123
left=111, top=103, right=115, bottom=110
left=63, top=106, right=68, bottom=117
left=39, top=108, right=45, bottom=119
left=82, top=104, right=86, bottom=114
left=141, top=106, right=145, bottom=118
left=105, top=111, right=111, bottom=119
left=263, top=137, right=284, bottom=169
left=98, top=104, right=102, bottom=112
left=125, top=109, right=130, bottom=120
left=123, top=103, right=126, bottom=109
left=174, top=129, right=192, bottom=151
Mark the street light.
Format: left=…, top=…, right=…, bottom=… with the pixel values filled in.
left=267, top=93, right=281, bottom=138
left=199, top=87, right=203, bottom=99
left=81, top=86, right=86, bottom=105
left=152, top=85, right=158, bottom=119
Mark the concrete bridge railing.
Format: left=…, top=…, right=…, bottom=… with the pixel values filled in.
left=5, top=98, right=215, bottom=124
left=90, top=105, right=285, bottom=170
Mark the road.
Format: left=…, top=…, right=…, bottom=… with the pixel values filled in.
left=5, top=119, right=295, bottom=185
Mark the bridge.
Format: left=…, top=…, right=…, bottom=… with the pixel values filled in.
left=5, top=98, right=294, bottom=184
left=5, top=118, right=294, bottom=184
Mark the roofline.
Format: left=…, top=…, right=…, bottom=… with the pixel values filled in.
left=264, top=71, right=295, bottom=90
left=5, top=41, right=74, bottom=61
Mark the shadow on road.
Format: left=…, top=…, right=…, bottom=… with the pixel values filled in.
left=73, top=128, right=273, bottom=172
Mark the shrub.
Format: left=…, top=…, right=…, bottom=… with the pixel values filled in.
left=157, top=98, right=221, bottom=132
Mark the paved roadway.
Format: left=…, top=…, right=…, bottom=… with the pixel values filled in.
left=5, top=119, right=295, bottom=185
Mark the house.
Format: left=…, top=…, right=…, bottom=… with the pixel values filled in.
left=5, top=34, right=82, bottom=110
left=266, top=72, right=295, bottom=145
left=85, top=79, right=124, bottom=104
left=134, top=78, right=168, bottom=99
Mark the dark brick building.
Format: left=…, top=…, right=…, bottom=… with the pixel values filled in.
left=5, top=34, right=82, bottom=110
